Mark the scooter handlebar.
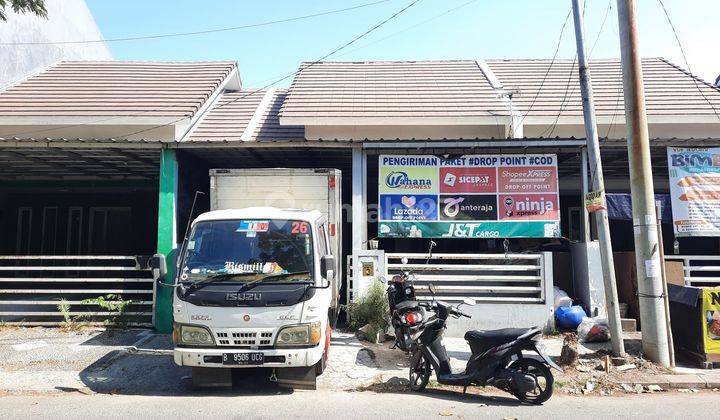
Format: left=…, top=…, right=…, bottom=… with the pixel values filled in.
left=449, top=306, right=471, bottom=319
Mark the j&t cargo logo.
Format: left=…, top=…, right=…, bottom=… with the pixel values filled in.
left=385, top=171, right=432, bottom=190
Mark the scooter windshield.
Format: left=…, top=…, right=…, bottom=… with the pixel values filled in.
left=179, top=219, right=314, bottom=284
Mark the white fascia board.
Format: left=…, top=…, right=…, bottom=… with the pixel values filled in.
left=476, top=59, right=522, bottom=139
left=0, top=116, right=189, bottom=125
left=278, top=115, right=506, bottom=126
left=240, top=88, right=276, bottom=142
left=179, top=66, right=241, bottom=142
left=0, top=60, right=60, bottom=92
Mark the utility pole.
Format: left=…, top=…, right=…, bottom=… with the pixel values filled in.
left=616, top=0, right=671, bottom=366
left=571, top=0, right=625, bottom=357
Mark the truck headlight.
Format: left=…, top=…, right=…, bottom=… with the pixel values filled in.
left=275, top=322, right=321, bottom=347
left=174, top=324, right=215, bottom=346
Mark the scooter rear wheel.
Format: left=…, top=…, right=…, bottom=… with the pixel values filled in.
left=409, top=352, right=431, bottom=392
left=508, top=358, right=554, bottom=405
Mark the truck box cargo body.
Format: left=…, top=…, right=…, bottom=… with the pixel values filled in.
left=171, top=168, right=342, bottom=389
left=209, top=168, right=342, bottom=295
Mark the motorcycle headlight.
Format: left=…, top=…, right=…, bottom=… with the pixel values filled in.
left=175, top=324, right=215, bottom=346
left=275, top=322, right=321, bottom=347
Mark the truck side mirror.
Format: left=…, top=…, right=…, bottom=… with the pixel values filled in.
left=150, top=253, right=167, bottom=282
left=321, top=255, right=335, bottom=281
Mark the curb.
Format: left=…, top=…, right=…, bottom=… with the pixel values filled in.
left=616, top=374, right=720, bottom=389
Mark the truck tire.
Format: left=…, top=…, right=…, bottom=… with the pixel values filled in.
left=316, top=317, right=332, bottom=375
left=329, top=306, right=339, bottom=329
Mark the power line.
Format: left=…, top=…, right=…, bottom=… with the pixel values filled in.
left=336, top=0, right=480, bottom=58
left=4, top=0, right=421, bottom=140
left=0, top=0, right=391, bottom=46
left=656, top=0, right=720, bottom=121
left=516, top=9, right=572, bottom=128
left=541, top=0, right=612, bottom=138
left=116, top=0, right=424, bottom=139
left=246, top=0, right=479, bottom=88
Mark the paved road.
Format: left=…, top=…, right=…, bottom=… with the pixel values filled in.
left=0, top=390, right=716, bottom=419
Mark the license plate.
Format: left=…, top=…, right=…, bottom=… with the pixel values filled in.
left=222, top=352, right=264, bottom=365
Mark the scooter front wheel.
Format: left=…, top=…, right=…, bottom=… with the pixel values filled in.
left=409, top=352, right=431, bottom=392
left=508, top=358, right=554, bottom=405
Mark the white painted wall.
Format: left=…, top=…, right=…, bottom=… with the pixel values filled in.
left=0, top=0, right=111, bottom=88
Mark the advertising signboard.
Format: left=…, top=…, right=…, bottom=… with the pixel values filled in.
left=667, top=147, right=720, bottom=237
left=378, top=154, right=561, bottom=238
left=702, top=288, right=720, bottom=355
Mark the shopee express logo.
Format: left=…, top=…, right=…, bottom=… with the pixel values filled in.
left=385, top=171, right=432, bottom=189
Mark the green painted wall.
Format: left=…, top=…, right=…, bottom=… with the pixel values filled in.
left=154, top=148, right=178, bottom=333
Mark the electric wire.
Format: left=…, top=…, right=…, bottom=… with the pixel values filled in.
left=3, top=0, right=422, bottom=140
left=0, top=0, right=392, bottom=45
left=657, top=0, right=720, bottom=121
left=540, top=0, right=612, bottom=138
left=515, top=9, right=572, bottom=128
left=115, top=0, right=423, bottom=139
left=335, top=0, right=480, bottom=58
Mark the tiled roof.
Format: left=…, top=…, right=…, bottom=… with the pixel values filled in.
left=486, top=57, right=720, bottom=118
left=279, top=60, right=507, bottom=124
left=187, top=89, right=304, bottom=142
left=0, top=61, right=237, bottom=118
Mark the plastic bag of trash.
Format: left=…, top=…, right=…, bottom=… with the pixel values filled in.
left=577, top=316, right=610, bottom=343
left=556, top=305, right=587, bottom=329
left=553, top=286, right=572, bottom=309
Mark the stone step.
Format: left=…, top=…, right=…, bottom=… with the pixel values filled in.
left=621, top=318, right=637, bottom=332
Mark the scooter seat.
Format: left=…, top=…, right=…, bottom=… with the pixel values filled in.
left=394, top=300, right=419, bottom=311
left=464, top=328, right=532, bottom=348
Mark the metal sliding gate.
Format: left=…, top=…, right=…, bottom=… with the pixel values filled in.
left=385, top=252, right=551, bottom=303
left=0, top=255, right=155, bottom=327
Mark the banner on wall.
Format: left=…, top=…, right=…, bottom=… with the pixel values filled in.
left=702, top=288, right=720, bottom=355
left=667, top=147, right=720, bottom=237
left=377, top=154, right=561, bottom=238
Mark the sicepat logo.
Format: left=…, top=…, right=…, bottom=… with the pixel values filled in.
left=439, top=167, right=496, bottom=193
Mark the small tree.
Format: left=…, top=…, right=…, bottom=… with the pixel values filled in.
left=0, top=0, right=47, bottom=22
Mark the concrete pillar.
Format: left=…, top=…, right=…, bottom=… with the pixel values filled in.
left=351, top=147, right=367, bottom=252
left=154, top=148, right=178, bottom=333
left=351, top=147, right=367, bottom=299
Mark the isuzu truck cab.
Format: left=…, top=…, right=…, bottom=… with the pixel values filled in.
left=165, top=168, right=342, bottom=389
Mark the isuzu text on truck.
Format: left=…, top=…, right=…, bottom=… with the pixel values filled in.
left=156, top=169, right=341, bottom=389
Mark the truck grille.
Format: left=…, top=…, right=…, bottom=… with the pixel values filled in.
left=213, top=329, right=274, bottom=347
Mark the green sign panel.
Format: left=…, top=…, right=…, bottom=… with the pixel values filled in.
left=378, top=154, right=561, bottom=238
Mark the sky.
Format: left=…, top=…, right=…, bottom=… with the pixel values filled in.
left=85, top=0, right=719, bottom=88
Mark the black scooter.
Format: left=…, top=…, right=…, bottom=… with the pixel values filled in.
left=386, top=241, right=436, bottom=352
left=408, top=285, right=561, bottom=404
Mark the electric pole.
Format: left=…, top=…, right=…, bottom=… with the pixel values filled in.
left=571, top=0, right=625, bottom=357
left=616, top=0, right=671, bottom=367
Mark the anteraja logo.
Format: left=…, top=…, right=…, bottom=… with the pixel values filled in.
left=385, top=171, right=432, bottom=189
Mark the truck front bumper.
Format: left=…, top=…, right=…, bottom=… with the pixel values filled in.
left=174, top=345, right=323, bottom=368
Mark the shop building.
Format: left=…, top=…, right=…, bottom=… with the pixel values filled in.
left=0, top=58, right=718, bottom=334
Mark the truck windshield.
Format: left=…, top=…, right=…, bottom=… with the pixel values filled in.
left=179, top=219, right=314, bottom=283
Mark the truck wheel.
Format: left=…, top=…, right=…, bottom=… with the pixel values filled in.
left=329, top=307, right=339, bottom=328
left=316, top=317, right=332, bottom=375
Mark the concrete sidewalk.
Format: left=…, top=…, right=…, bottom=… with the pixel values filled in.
left=1, top=326, right=719, bottom=396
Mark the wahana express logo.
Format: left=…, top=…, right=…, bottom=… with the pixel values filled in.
left=504, top=196, right=554, bottom=217
left=385, top=171, right=432, bottom=189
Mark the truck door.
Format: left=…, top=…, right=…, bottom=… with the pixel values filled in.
left=317, top=223, right=337, bottom=307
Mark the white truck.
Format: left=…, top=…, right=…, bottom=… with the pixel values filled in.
left=166, top=168, right=342, bottom=389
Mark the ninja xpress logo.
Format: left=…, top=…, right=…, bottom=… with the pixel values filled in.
left=385, top=171, right=433, bottom=190
left=500, top=194, right=559, bottom=220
